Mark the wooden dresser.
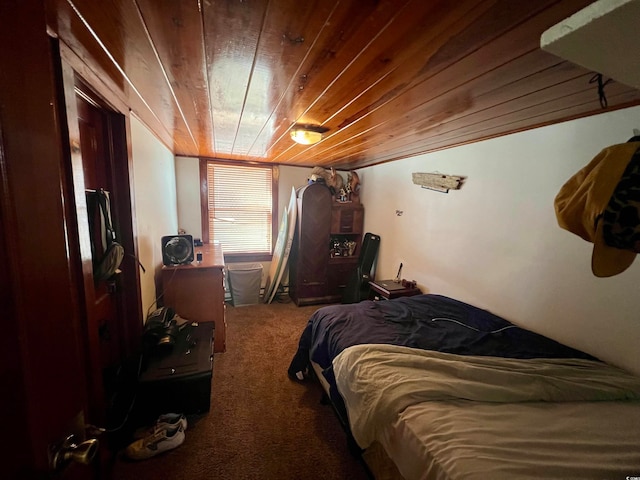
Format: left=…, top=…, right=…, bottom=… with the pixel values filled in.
left=161, top=242, right=226, bottom=352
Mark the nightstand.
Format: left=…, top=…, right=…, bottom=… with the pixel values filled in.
left=368, top=279, right=422, bottom=300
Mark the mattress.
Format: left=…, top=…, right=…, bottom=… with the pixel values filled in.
left=333, top=344, right=640, bottom=480
left=382, top=400, right=640, bottom=480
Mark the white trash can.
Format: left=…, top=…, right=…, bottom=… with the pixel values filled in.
left=227, top=263, right=263, bottom=306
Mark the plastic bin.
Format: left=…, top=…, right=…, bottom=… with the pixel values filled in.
left=227, top=263, right=263, bottom=306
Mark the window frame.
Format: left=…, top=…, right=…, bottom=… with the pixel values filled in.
left=199, top=158, right=278, bottom=263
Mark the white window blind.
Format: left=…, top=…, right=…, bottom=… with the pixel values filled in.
left=206, top=163, right=273, bottom=254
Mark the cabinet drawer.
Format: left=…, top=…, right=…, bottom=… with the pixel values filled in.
left=331, top=204, right=364, bottom=234
left=327, top=259, right=358, bottom=291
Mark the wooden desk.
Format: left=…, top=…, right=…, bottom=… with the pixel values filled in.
left=369, top=279, right=422, bottom=300
left=162, top=243, right=226, bottom=352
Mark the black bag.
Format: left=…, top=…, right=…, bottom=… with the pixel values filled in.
left=87, top=189, right=124, bottom=282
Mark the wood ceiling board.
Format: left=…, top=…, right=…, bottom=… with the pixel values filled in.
left=202, top=0, right=270, bottom=157
left=267, top=0, right=491, bottom=163
left=374, top=83, right=601, bottom=161
left=259, top=0, right=415, bottom=162
left=45, top=0, right=123, bottom=91
left=366, top=83, right=640, bottom=166
left=67, top=0, right=189, bottom=140
left=44, top=0, right=640, bottom=168
left=46, top=0, right=175, bottom=149
left=296, top=58, right=584, bottom=167
left=379, top=93, right=640, bottom=164
left=430, top=75, right=627, bottom=135
left=302, top=53, right=576, bottom=167
left=304, top=0, right=486, bottom=122
left=319, top=60, right=591, bottom=166
left=351, top=75, right=608, bottom=159
left=232, top=0, right=334, bottom=159
left=320, top=77, right=639, bottom=169
left=136, top=0, right=213, bottom=155
left=280, top=0, right=597, bottom=167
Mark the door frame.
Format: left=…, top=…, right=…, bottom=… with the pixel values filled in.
left=57, top=52, right=144, bottom=425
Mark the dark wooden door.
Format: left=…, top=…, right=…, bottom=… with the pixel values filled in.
left=1, top=2, right=143, bottom=476
left=0, top=2, right=98, bottom=478
left=61, top=70, right=144, bottom=445
left=76, top=92, right=125, bottom=383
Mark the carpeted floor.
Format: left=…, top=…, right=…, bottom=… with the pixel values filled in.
left=109, top=298, right=370, bottom=480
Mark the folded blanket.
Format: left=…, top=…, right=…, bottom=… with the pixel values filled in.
left=333, top=344, right=640, bottom=448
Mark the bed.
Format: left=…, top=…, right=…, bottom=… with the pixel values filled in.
left=287, top=294, right=640, bottom=480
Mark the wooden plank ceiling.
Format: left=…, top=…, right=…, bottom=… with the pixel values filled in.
left=46, top=0, right=640, bottom=170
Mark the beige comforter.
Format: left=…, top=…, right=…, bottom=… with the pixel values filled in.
left=333, top=344, right=640, bottom=479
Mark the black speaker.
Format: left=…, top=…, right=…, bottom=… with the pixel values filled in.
left=161, top=235, right=194, bottom=265
left=342, top=233, right=380, bottom=304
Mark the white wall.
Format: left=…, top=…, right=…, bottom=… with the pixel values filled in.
left=130, top=116, right=179, bottom=317
left=360, top=105, right=640, bottom=376
left=175, top=156, right=202, bottom=238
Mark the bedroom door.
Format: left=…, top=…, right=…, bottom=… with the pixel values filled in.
left=0, top=2, right=98, bottom=478
left=59, top=51, right=144, bottom=432
left=2, top=2, right=144, bottom=477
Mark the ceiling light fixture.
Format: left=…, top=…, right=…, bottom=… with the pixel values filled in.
left=290, top=124, right=328, bottom=145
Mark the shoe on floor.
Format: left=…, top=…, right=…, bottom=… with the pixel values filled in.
left=133, top=413, right=187, bottom=439
left=125, top=424, right=185, bottom=460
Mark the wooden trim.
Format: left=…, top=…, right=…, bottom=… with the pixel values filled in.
left=57, top=43, right=106, bottom=423
left=200, top=158, right=209, bottom=244
left=57, top=42, right=144, bottom=423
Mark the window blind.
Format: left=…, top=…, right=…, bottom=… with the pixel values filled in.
left=206, top=163, right=273, bottom=254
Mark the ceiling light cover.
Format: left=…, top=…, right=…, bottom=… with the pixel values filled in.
left=289, top=124, right=328, bottom=145
left=290, top=129, right=322, bottom=145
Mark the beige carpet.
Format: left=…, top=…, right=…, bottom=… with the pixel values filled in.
left=110, top=299, right=369, bottom=480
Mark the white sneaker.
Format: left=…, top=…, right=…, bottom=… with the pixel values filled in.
left=125, top=424, right=185, bottom=460
left=133, top=413, right=187, bottom=439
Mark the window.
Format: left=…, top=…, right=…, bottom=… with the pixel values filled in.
left=203, top=160, right=277, bottom=260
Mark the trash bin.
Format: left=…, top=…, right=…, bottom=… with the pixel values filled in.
left=227, top=263, right=263, bottom=306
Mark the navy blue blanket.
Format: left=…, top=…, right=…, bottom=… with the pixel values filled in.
left=288, top=294, right=596, bottom=389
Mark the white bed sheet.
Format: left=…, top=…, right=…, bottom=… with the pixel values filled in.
left=380, top=399, right=640, bottom=480
left=333, top=344, right=640, bottom=480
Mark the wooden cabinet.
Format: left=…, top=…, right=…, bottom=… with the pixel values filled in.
left=289, top=183, right=332, bottom=305
left=328, top=202, right=364, bottom=300
left=289, top=182, right=364, bottom=306
left=331, top=203, right=364, bottom=235
left=161, top=242, right=226, bottom=352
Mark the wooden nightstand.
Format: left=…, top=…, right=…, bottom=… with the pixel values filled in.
left=369, top=279, right=422, bottom=300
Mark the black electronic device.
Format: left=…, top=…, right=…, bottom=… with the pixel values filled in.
left=161, top=234, right=194, bottom=265
left=342, top=232, right=380, bottom=304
